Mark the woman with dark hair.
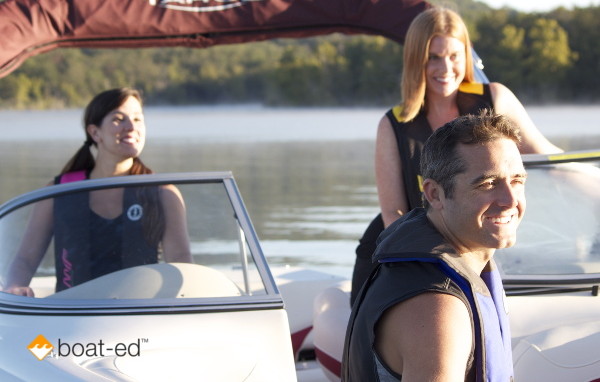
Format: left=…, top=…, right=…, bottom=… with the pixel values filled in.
left=350, top=7, right=562, bottom=304
left=4, top=88, right=191, bottom=296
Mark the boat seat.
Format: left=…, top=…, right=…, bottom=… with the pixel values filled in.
left=312, top=282, right=351, bottom=382
left=47, top=262, right=242, bottom=299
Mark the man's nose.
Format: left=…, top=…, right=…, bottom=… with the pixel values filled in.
left=496, top=182, right=520, bottom=207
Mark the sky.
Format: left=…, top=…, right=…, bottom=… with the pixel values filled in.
left=478, top=0, right=598, bottom=12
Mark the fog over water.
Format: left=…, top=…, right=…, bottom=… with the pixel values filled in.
left=1, top=105, right=599, bottom=277
left=2, top=104, right=599, bottom=142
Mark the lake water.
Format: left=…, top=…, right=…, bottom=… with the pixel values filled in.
left=1, top=105, right=599, bottom=278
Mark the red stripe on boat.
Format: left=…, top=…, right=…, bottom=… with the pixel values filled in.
left=315, top=346, right=341, bottom=378
left=291, top=326, right=312, bottom=357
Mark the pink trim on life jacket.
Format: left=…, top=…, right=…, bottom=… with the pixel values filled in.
left=59, top=170, right=87, bottom=184
left=61, top=249, right=73, bottom=289
left=55, top=170, right=87, bottom=291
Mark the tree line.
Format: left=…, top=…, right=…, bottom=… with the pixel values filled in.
left=1, top=1, right=598, bottom=109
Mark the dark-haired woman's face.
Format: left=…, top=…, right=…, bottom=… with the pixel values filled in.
left=425, top=35, right=466, bottom=98
left=87, top=96, right=146, bottom=160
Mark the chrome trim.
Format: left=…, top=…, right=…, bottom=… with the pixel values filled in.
left=223, top=177, right=280, bottom=295
left=503, top=273, right=600, bottom=286
left=522, top=149, right=600, bottom=166
left=0, top=293, right=285, bottom=315
left=0, top=171, right=235, bottom=218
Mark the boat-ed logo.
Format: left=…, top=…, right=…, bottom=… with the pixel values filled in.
left=148, top=0, right=264, bottom=13
left=28, top=335, right=54, bottom=361
left=27, top=335, right=147, bottom=361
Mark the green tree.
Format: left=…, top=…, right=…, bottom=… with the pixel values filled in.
left=496, top=24, right=526, bottom=86
left=550, top=6, right=600, bottom=100
left=475, top=11, right=576, bottom=101
left=267, top=45, right=327, bottom=105
left=473, top=10, right=523, bottom=87
left=1, top=0, right=598, bottom=108
left=523, top=18, right=576, bottom=98
left=342, top=36, right=403, bottom=105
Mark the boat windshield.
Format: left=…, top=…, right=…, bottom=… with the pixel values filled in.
left=496, top=153, right=600, bottom=284
left=0, top=173, right=271, bottom=300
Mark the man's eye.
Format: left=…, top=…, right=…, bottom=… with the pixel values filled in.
left=478, top=181, right=495, bottom=189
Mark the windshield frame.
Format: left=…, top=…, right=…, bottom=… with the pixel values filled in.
left=0, top=171, right=284, bottom=314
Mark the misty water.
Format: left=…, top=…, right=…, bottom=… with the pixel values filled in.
left=1, top=105, right=599, bottom=278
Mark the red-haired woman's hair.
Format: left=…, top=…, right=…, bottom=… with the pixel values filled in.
left=400, top=8, right=475, bottom=121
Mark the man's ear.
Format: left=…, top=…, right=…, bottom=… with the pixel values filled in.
left=422, top=178, right=444, bottom=209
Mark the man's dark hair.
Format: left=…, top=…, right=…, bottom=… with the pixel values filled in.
left=420, top=109, right=521, bottom=208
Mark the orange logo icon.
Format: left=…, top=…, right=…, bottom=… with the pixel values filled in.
left=28, top=335, right=54, bottom=361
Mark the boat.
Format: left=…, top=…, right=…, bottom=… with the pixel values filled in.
left=1, top=0, right=600, bottom=381
left=0, top=172, right=299, bottom=380
left=0, top=2, right=434, bottom=380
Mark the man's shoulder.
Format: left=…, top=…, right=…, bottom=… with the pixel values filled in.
left=359, top=260, right=468, bottom=320
left=376, top=291, right=473, bottom=380
left=375, top=209, right=448, bottom=260
left=373, top=260, right=460, bottom=295
left=382, top=291, right=471, bottom=330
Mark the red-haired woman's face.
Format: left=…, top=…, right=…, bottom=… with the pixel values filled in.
left=425, top=35, right=466, bottom=99
left=87, top=96, right=146, bottom=161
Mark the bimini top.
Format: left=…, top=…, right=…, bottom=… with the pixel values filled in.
left=0, top=0, right=430, bottom=78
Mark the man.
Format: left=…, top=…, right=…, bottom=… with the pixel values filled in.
left=342, top=110, right=526, bottom=381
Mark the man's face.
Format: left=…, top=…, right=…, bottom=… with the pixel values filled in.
left=438, top=139, right=527, bottom=254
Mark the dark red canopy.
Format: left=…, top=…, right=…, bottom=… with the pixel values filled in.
left=0, top=0, right=429, bottom=78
